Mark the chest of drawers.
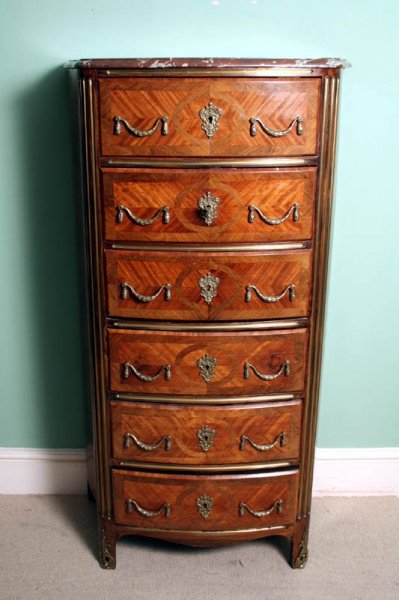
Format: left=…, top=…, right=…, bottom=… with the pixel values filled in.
left=69, top=57, right=348, bottom=569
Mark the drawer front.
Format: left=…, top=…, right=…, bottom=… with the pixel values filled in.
left=102, top=167, right=317, bottom=243
left=112, top=469, right=299, bottom=530
left=99, top=78, right=320, bottom=157
left=108, top=328, right=307, bottom=395
left=111, top=400, right=302, bottom=465
left=106, top=250, right=312, bottom=321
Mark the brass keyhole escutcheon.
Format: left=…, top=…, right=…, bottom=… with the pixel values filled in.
left=197, top=354, right=217, bottom=382
left=196, top=494, right=214, bottom=518
left=196, top=425, right=216, bottom=452
left=197, top=192, right=220, bottom=226
left=199, top=102, right=222, bottom=138
left=198, top=272, right=220, bottom=304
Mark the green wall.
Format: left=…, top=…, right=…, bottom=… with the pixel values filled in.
left=1, top=0, right=398, bottom=448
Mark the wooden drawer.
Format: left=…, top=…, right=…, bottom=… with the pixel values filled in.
left=111, top=400, right=302, bottom=465
left=108, top=328, right=307, bottom=395
left=102, top=167, right=317, bottom=243
left=113, top=469, right=298, bottom=530
left=106, top=249, right=312, bottom=321
left=99, top=78, right=320, bottom=157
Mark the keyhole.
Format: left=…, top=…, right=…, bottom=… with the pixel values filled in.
left=208, top=116, right=214, bottom=124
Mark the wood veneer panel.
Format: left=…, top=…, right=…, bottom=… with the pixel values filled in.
left=111, top=400, right=302, bottom=464
left=99, top=78, right=320, bottom=157
left=106, top=249, right=312, bottom=321
left=112, top=469, right=299, bottom=530
left=102, top=167, right=316, bottom=243
left=108, top=328, right=308, bottom=395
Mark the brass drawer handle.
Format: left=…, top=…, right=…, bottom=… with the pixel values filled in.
left=245, top=284, right=296, bottom=303
left=114, top=115, right=168, bottom=137
left=244, top=360, right=290, bottom=381
left=239, top=499, right=283, bottom=518
left=116, top=205, right=170, bottom=226
left=126, top=498, right=171, bottom=518
left=122, top=362, right=171, bottom=382
left=197, top=192, right=220, bottom=226
left=249, top=116, right=303, bottom=138
left=240, top=432, right=287, bottom=452
left=121, top=282, right=171, bottom=303
left=123, top=432, right=172, bottom=452
left=248, top=203, right=300, bottom=225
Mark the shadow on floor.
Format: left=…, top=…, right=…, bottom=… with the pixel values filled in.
left=46, top=495, right=98, bottom=560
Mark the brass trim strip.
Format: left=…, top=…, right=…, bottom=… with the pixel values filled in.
left=108, top=242, right=309, bottom=252
left=299, top=74, right=341, bottom=517
left=117, top=525, right=290, bottom=536
left=103, top=157, right=314, bottom=168
left=89, top=78, right=111, bottom=513
left=82, top=79, right=103, bottom=510
left=83, top=77, right=112, bottom=515
left=108, top=318, right=308, bottom=331
left=99, top=68, right=314, bottom=78
left=116, top=460, right=295, bottom=472
left=112, top=392, right=297, bottom=404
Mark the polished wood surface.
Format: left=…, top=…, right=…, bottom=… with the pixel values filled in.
left=73, top=59, right=346, bottom=568
left=115, top=522, right=294, bottom=548
left=112, top=469, right=299, bottom=530
left=99, top=78, right=320, bottom=157
left=111, top=400, right=302, bottom=464
left=102, top=167, right=317, bottom=243
left=106, top=249, right=312, bottom=320
left=108, top=328, right=308, bottom=395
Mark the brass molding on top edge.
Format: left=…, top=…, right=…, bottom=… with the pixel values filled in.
left=99, top=68, right=314, bottom=78
left=116, top=460, right=297, bottom=473
left=108, top=318, right=308, bottom=332
left=108, top=241, right=310, bottom=252
left=111, top=392, right=297, bottom=404
left=116, top=525, right=291, bottom=537
left=103, top=157, right=316, bottom=169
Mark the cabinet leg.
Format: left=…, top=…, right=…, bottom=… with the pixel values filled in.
left=290, top=517, right=309, bottom=569
left=99, top=517, right=116, bottom=569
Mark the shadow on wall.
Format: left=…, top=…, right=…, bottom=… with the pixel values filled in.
left=16, top=66, right=86, bottom=448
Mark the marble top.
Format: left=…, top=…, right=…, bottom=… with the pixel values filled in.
left=66, top=57, right=350, bottom=70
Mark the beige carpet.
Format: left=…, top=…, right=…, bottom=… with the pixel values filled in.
left=1, top=495, right=398, bottom=600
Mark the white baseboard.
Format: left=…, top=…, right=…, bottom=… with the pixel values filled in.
left=0, top=448, right=86, bottom=495
left=313, top=447, right=399, bottom=496
left=0, top=447, right=398, bottom=496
